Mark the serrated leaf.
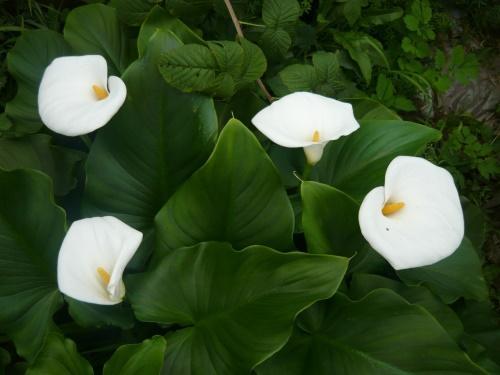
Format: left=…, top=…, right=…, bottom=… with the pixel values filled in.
left=262, top=0, right=301, bottom=28
left=260, top=27, right=292, bottom=58
left=155, top=119, right=294, bottom=253
left=128, top=242, right=348, bottom=375
left=237, top=38, right=267, bottom=89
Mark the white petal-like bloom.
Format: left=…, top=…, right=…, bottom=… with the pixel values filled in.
left=251, top=92, right=360, bottom=165
left=358, top=156, right=464, bottom=270
left=57, top=216, right=142, bottom=305
left=38, top=55, right=126, bottom=136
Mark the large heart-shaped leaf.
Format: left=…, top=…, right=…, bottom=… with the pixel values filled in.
left=0, top=134, right=84, bottom=196
left=103, top=336, right=166, bottom=375
left=26, top=333, right=93, bottom=375
left=257, top=289, right=485, bottom=374
left=0, top=170, right=65, bottom=360
left=155, top=119, right=294, bottom=253
left=64, top=4, right=132, bottom=75
left=128, top=242, right=348, bottom=374
left=398, top=237, right=488, bottom=303
left=83, top=19, right=218, bottom=268
left=5, top=30, right=71, bottom=135
left=313, top=120, right=441, bottom=200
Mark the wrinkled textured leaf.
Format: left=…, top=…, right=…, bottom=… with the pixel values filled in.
left=155, top=119, right=294, bottom=253
left=128, top=242, right=348, bottom=375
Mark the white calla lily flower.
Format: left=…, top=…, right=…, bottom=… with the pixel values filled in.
left=251, top=92, right=360, bottom=165
left=57, top=216, right=142, bottom=305
left=38, top=55, right=126, bottom=136
left=358, top=156, right=464, bottom=270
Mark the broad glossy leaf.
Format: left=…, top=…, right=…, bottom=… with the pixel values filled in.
left=26, top=333, right=93, bottom=375
left=349, top=97, right=401, bottom=120
left=313, top=120, right=441, bottom=200
left=350, top=273, right=463, bottom=341
left=128, top=242, right=348, bottom=374
left=0, top=170, right=65, bottom=360
left=301, top=181, right=363, bottom=257
left=103, top=336, right=166, bottom=375
left=155, top=119, right=294, bottom=253
left=64, top=4, right=132, bottom=75
left=257, top=289, right=485, bottom=374
left=0, top=134, right=84, bottom=196
left=66, top=298, right=135, bottom=330
left=83, top=25, right=218, bottom=268
left=5, top=30, right=71, bottom=135
left=398, top=238, right=488, bottom=303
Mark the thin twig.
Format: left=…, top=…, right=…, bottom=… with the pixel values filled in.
left=223, top=0, right=274, bottom=103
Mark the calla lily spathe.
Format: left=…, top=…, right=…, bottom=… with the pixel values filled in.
left=251, top=92, right=360, bottom=165
left=358, top=156, right=464, bottom=270
left=57, top=216, right=142, bottom=305
left=38, top=55, right=126, bottom=136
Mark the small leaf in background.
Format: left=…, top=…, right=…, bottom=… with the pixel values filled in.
left=256, top=290, right=485, bottom=374
left=128, top=242, right=348, bottom=375
left=103, top=336, right=166, bottom=375
left=0, top=134, right=84, bottom=196
left=314, top=119, right=440, bottom=200
left=361, top=7, right=403, bottom=26
left=155, top=119, right=294, bottom=253
left=64, top=4, right=133, bottom=75
left=26, top=333, right=93, bottom=375
left=0, top=170, right=66, bottom=360
left=301, top=181, right=364, bottom=258
left=398, top=238, right=489, bottom=303
left=343, top=0, right=368, bottom=26
left=350, top=273, right=464, bottom=341
left=260, top=0, right=301, bottom=58
left=5, top=30, right=71, bottom=136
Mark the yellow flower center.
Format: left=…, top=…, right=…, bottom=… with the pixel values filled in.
left=312, top=130, right=320, bottom=142
left=92, top=84, right=109, bottom=100
left=97, top=267, right=111, bottom=286
left=382, top=202, right=405, bottom=216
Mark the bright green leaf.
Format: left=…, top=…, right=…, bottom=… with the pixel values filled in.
left=314, top=120, right=441, bottom=200
left=155, top=119, right=294, bottom=253
left=128, top=242, right=348, bottom=375
left=103, top=336, right=166, bottom=375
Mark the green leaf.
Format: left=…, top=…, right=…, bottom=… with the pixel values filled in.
left=257, top=290, right=485, bottom=374
left=0, top=348, right=10, bottom=373
left=349, top=98, right=401, bottom=120
left=155, top=119, right=294, bottom=253
left=0, top=134, right=84, bottom=196
left=398, top=238, right=489, bottom=303
left=0, top=170, right=65, bottom=360
left=462, top=198, right=487, bottom=250
left=313, top=120, right=441, bottom=200
left=362, top=7, right=403, bottom=26
left=301, top=181, right=363, bottom=258
left=103, top=336, right=166, bottom=375
left=375, top=73, right=394, bottom=102
left=109, top=0, right=161, bottom=26
left=343, top=0, right=367, bottom=26
left=237, top=38, right=267, bottom=90
left=262, top=0, right=301, bottom=28
left=128, top=242, right=348, bottom=375
left=5, top=30, right=71, bottom=135
left=66, top=298, right=135, bottom=330
left=26, top=333, right=93, bottom=375
left=64, top=4, right=132, bottom=75
left=260, top=28, right=292, bottom=58
left=411, top=0, right=432, bottom=24
left=83, top=26, right=217, bottom=269
left=404, top=14, right=419, bottom=31
left=350, top=273, right=464, bottom=341
left=279, top=64, right=317, bottom=92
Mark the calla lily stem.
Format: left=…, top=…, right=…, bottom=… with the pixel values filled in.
left=302, top=163, right=313, bottom=181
